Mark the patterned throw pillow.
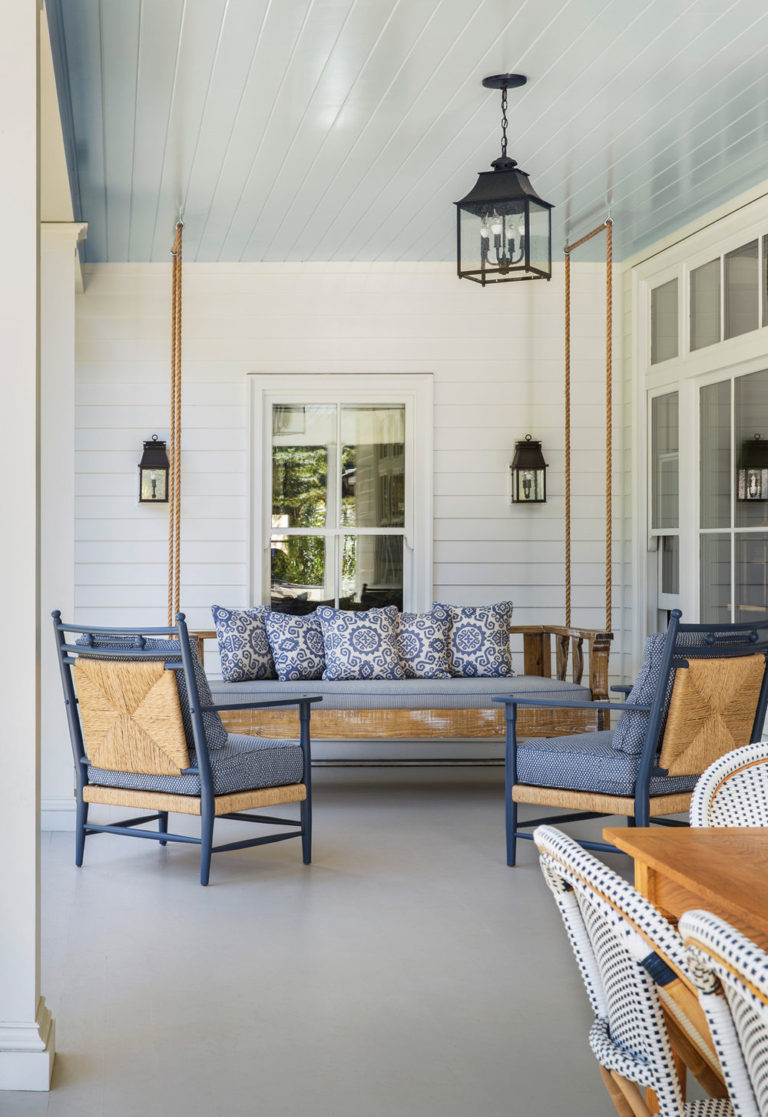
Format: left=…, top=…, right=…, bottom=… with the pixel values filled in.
left=265, top=610, right=325, bottom=681
left=398, top=610, right=451, bottom=679
left=211, top=605, right=275, bottom=683
left=317, top=606, right=405, bottom=681
left=612, top=634, right=666, bottom=756
left=435, top=601, right=515, bottom=678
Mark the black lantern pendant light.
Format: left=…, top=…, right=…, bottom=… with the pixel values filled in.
left=737, top=434, right=768, bottom=501
left=456, top=75, right=553, bottom=285
left=510, top=435, right=547, bottom=503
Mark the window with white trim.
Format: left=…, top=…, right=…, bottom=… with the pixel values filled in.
left=249, top=375, right=433, bottom=613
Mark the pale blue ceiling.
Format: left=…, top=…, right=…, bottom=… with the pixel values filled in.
left=46, top=0, right=768, bottom=264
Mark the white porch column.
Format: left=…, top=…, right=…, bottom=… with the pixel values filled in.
left=0, top=0, right=55, bottom=1091
left=40, top=222, right=86, bottom=829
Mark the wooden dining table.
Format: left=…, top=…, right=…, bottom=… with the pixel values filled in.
left=603, top=826, right=768, bottom=1100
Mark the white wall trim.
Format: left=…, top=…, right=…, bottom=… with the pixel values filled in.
left=0, top=999, right=55, bottom=1091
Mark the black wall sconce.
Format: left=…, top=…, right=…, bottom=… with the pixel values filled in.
left=510, top=435, right=547, bottom=503
left=138, top=435, right=169, bottom=503
left=455, top=74, right=553, bottom=285
left=737, top=434, right=768, bottom=501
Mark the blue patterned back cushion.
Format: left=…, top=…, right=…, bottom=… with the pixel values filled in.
left=435, top=601, right=515, bottom=678
left=318, top=606, right=405, bottom=680
left=398, top=610, right=451, bottom=679
left=265, top=610, right=325, bottom=681
left=212, top=605, right=275, bottom=683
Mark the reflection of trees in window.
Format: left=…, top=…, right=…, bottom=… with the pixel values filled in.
left=272, top=446, right=327, bottom=527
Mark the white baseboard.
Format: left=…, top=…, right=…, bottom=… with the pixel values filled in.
left=0, top=1000, right=55, bottom=1091
left=41, top=798, right=75, bottom=831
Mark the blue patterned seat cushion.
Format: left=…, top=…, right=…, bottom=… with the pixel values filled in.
left=318, top=605, right=405, bottom=680
left=397, top=610, right=451, bottom=679
left=88, top=733, right=304, bottom=796
left=75, top=635, right=227, bottom=755
left=434, top=601, right=514, bottom=678
left=516, top=730, right=698, bottom=797
left=212, top=605, right=275, bottom=682
left=265, top=610, right=325, bottom=681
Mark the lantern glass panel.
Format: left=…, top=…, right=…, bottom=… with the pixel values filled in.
left=140, top=468, right=167, bottom=502
left=459, top=201, right=527, bottom=282
left=528, top=200, right=551, bottom=277
left=515, top=468, right=544, bottom=502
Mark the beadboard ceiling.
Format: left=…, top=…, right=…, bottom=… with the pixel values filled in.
left=46, top=0, right=768, bottom=264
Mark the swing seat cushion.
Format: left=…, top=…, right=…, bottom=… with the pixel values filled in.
left=516, top=729, right=698, bottom=798
left=87, top=732, right=305, bottom=797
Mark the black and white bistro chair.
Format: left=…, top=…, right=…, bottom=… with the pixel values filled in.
left=690, top=741, right=768, bottom=828
left=53, top=611, right=320, bottom=885
left=682, top=909, right=768, bottom=1117
left=498, top=611, right=768, bottom=866
left=535, top=825, right=730, bottom=1117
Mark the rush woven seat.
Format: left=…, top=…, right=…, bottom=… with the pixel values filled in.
left=496, top=611, right=768, bottom=866
left=690, top=741, right=768, bottom=828
left=535, top=826, right=731, bottom=1117
left=682, top=910, right=768, bottom=1116
left=53, top=611, right=320, bottom=885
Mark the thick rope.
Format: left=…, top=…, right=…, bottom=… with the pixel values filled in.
left=168, top=222, right=183, bottom=625
left=563, top=219, right=614, bottom=633
left=605, top=219, right=613, bottom=634
left=564, top=250, right=571, bottom=628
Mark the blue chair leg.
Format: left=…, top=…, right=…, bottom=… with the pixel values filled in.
left=301, top=797, right=312, bottom=864
left=200, top=807, right=214, bottom=886
left=75, top=798, right=89, bottom=867
left=506, top=796, right=517, bottom=867
left=158, top=811, right=168, bottom=846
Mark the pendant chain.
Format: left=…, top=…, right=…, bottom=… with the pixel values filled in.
left=500, top=87, right=508, bottom=157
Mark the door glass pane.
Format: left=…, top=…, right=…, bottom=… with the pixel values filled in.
left=341, top=535, right=403, bottom=611
left=651, top=393, right=678, bottom=530
left=762, top=235, right=768, bottom=328
left=661, top=536, right=679, bottom=595
left=735, top=533, right=768, bottom=621
left=700, top=380, right=731, bottom=528
left=735, top=369, right=768, bottom=528
left=341, top=406, right=405, bottom=528
left=690, top=259, right=721, bottom=351
left=700, top=534, right=731, bottom=624
left=272, top=405, right=336, bottom=528
left=270, top=535, right=334, bottom=613
left=725, top=240, right=758, bottom=340
left=651, top=279, right=678, bottom=364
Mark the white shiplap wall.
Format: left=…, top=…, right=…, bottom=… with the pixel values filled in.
left=75, top=261, right=624, bottom=673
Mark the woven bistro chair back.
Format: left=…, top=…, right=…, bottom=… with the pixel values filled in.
left=74, top=657, right=189, bottom=775
left=682, top=909, right=768, bottom=1117
left=690, top=742, right=768, bottom=828
left=658, top=654, right=768, bottom=778
left=534, top=826, right=731, bottom=1117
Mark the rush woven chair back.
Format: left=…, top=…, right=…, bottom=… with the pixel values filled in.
left=53, top=611, right=320, bottom=885
left=535, top=826, right=731, bottom=1117
left=690, top=742, right=768, bottom=828
left=497, top=611, right=768, bottom=866
left=681, top=909, right=768, bottom=1117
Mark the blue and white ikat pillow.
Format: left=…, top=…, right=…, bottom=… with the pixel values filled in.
left=318, top=605, right=405, bottom=681
left=435, top=600, right=515, bottom=678
left=211, top=605, right=276, bottom=683
left=397, top=610, right=451, bottom=679
left=265, top=610, right=325, bottom=681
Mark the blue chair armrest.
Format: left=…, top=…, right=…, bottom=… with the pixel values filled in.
left=492, top=696, right=651, bottom=713
left=611, top=684, right=633, bottom=696
left=201, top=696, right=323, bottom=713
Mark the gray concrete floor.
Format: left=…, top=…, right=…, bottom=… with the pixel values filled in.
left=5, top=769, right=630, bottom=1117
